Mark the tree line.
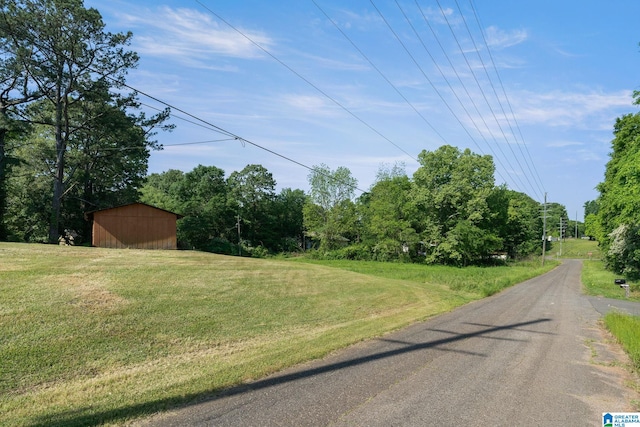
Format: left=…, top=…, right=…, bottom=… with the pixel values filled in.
left=0, top=0, right=561, bottom=265
left=139, top=145, right=549, bottom=265
left=585, top=91, right=640, bottom=279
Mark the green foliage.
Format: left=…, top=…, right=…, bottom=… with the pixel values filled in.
left=413, top=145, right=500, bottom=265
left=544, top=202, right=569, bottom=238
left=592, top=110, right=640, bottom=277
left=431, top=220, right=503, bottom=267
left=204, top=237, right=242, bottom=256
left=307, top=163, right=356, bottom=211
left=139, top=169, right=184, bottom=212
left=0, top=0, right=171, bottom=243
left=5, top=163, right=51, bottom=242
left=584, top=199, right=599, bottom=217
left=140, top=164, right=305, bottom=255
left=301, top=146, right=546, bottom=265
left=606, top=224, right=640, bottom=279
left=227, top=164, right=277, bottom=249
left=4, top=0, right=142, bottom=242
left=604, top=312, right=640, bottom=370
left=141, top=165, right=233, bottom=250
left=584, top=214, right=600, bottom=239
left=361, top=174, right=418, bottom=260
left=304, top=164, right=358, bottom=251
left=581, top=260, right=640, bottom=300
left=501, top=190, right=542, bottom=258
left=272, top=188, right=305, bottom=252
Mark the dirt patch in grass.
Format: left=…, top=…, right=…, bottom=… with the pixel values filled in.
left=71, top=282, right=128, bottom=312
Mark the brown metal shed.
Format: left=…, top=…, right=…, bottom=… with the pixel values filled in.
left=88, top=203, right=182, bottom=249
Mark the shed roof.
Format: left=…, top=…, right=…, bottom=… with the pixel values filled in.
left=85, top=202, right=183, bottom=220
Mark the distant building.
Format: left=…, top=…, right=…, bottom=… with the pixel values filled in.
left=87, top=203, right=182, bottom=249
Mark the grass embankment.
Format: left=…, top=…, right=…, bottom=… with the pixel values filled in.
left=604, top=313, right=640, bottom=370
left=1, top=243, right=554, bottom=426
left=553, top=238, right=602, bottom=260
left=581, top=255, right=640, bottom=373
left=292, top=258, right=553, bottom=297
left=581, top=260, right=640, bottom=301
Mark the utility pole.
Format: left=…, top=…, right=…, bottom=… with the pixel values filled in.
left=237, top=214, right=242, bottom=256
left=559, top=216, right=564, bottom=257
left=542, top=193, right=547, bottom=266
left=575, top=211, right=578, bottom=239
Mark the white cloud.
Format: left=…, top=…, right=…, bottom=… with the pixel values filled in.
left=421, top=6, right=457, bottom=26
left=545, top=140, right=584, bottom=148
left=115, top=6, right=274, bottom=64
left=281, top=94, right=334, bottom=114
left=514, top=89, right=632, bottom=129
left=485, top=26, right=528, bottom=50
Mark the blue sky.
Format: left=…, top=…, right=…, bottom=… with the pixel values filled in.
left=86, top=0, right=640, bottom=221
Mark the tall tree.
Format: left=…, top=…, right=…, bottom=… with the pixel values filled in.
left=304, top=164, right=357, bottom=251
left=272, top=187, right=305, bottom=252
left=362, top=173, right=418, bottom=261
left=543, top=202, right=569, bottom=239
left=176, top=165, right=230, bottom=250
left=5, top=128, right=52, bottom=241
left=1, top=0, right=139, bottom=243
left=0, top=1, right=42, bottom=240
left=65, top=86, right=169, bottom=239
left=596, top=112, right=640, bottom=240
left=227, top=164, right=276, bottom=249
left=594, top=107, right=640, bottom=275
left=583, top=200, right=599, bottom=217
left=140, top=169, right=185, bottom=213
left=412, top=145, right=499, bottom=265
left=501, top=189, right=542, bottom=258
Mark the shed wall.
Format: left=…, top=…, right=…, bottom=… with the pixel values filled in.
left=92, top=204, right=178, bottom=249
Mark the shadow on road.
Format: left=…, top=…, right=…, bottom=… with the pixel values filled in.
left=33, top=318, right=552, bottom=427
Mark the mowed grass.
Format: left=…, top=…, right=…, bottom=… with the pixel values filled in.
left=581, top=260, right=640, bottom=301
left=554, top=238, right=601, bottom=259
left=1, top=243, right=555, bottom=426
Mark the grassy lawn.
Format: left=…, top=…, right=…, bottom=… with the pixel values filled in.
left=581, top=260, right=640, bottom=301
left=1, top=243, right=555, bottom=426
left=552, top=238, right=601, bottom=260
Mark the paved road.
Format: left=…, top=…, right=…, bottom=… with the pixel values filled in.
left=587, top=295, right=640, bottom=317
left=140, top=260, right=638, bottom=426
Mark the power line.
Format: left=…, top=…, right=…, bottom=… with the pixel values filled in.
left=396, top=0, right=527, bottom=192
left=369, top=0, right=515, bottom=188
left=468, top=0, right=546, bottom=197
left=448, top=0, right=542, bottom=200
left=112, top=80, right=369, bottom=193
left=163, top=138, right=237, bottom=147
left=194, top=0, right=418, bottom=163
left=1, top=41, right=368, bottom=195
left=311, top=0, right=448, bottom=147
left=424, top=0, right=531, bottom=196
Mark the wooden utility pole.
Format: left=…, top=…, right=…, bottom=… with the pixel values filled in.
left=542, top=193, right=547, bottom=266
left=237, top=214, right=242, bottom=256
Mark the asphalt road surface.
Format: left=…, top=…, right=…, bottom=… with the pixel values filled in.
left=140, top=260, right=639, bottom=426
